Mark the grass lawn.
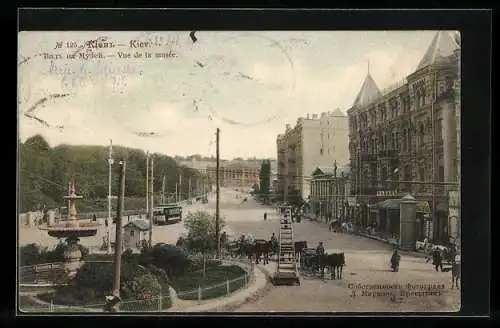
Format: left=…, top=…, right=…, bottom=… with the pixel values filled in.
left=172, top=264, right=248, bottom=301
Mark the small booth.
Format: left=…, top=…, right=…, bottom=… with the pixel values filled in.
left=123, top=220, right=150, bottom=250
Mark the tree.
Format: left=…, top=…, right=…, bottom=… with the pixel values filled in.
left=259, top=160, right=271, bottom=203
left=18, top=136, right=203, bottom=213
left=183, top=211, right=225, bottom=254
left=138, top=243, right=191, bottom=278
left=288, top=187, right=305, bottom=209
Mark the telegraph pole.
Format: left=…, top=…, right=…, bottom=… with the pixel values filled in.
left=215, top=128, right=221, bottom=258
left=149, top=156, right=154, bottom=246
left=161, top=175, right=166, bottom=204
left=107, top=139, right=114, bottom=254
left=113, top=160, right=126, bottom=304
left=179, top=172, right=182, bottom=201
left=188, top=176, right=192, bottom=200
left=175, top=183, right=178, bottom=203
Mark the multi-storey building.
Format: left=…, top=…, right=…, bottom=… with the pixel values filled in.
left=310, top=164, right=351, bottom=222
left=276, top=109, right=349, bottom=201
left=448, top=37, right=461, bottom=250
left=206, top=161, right=260, bottom=187
left=347, top=31, right=460, bottom=244
left=177, top=158, right=212, bottom=175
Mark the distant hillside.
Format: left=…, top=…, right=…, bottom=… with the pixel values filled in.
left=19, top=135, right=212, bottom=213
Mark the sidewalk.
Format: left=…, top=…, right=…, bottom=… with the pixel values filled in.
left=355, top=232, right=428, bottom=258
left=168, top=262, right=271, bottom=312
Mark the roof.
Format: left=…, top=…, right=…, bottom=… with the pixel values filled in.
left=352, top=73, right=381, bottom=107
left=331, top=109, right=346, bottom=117
left=378, top=199, right=402, bottom=210
left=415, top=31, right=460, bottom=71
left=312, top=165, right=351, bottom=177
left=124, top=220, right=150, bottom=231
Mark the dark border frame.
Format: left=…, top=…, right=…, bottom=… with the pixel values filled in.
left=13, top=8, right=491, bottom=321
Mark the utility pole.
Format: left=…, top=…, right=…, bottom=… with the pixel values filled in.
left=188, top=176, right=192, bottom=200
left=175, top=183, right=178, bottom=203
left=107, top=139, right=114, bottom=254
left=113, top=160, right=126, bottom=305
left=161, top=175, right=166, bottom=204
left=215, top=128, right=221, bottom=258
left=146, top=151, right=149, bottom=215
left=149, top=156, right=154, bottom=246
left=179, top=172, right=182, bottom=201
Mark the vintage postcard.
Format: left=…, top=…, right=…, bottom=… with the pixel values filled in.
left=18, top=30, right=461, bottom=313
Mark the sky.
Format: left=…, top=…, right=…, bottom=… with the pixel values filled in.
left=18, top=30, right=441, bottom=159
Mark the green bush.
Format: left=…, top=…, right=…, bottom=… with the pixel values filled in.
left=172, top=265, right=247, bottom=300
left=37, top=259, right=172, bottom=311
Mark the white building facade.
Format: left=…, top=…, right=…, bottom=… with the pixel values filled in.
left=277, top=109, right=350, bottom=201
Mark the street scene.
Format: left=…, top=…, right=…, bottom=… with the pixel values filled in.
left=18, top=30, right=461, bottom=313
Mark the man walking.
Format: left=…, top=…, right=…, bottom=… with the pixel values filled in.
left=432, top=247, right=443, bottom=272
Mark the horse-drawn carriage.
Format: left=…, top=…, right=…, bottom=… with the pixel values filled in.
left=224, top=235, right=277, bottom=264
left=299, top=247, right=316, bottom=269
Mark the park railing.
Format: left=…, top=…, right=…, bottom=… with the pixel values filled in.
left=19, top=257, right=255, bottom=313
left=19, top=262, right=65, bottom=285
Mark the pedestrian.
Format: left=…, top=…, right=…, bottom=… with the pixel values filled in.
left=315, top=242, right=325, bottom=273
left=390, top=249, right=401, bottom=272
left=432, top=247, right=443, bottom=272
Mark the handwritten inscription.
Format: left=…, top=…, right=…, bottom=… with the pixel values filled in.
left=30, top=35, right=181, bottom=92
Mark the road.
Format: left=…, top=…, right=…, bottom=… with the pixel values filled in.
left=216, top=188, right=460, bottom=313
left=19, top=187, right=460, bottom=312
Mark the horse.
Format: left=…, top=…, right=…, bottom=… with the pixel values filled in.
left=451, top=261, right=461, bottom=289
left=320, top=253, right=346, bottom=280
left=251, top=239, right=270, bottom=264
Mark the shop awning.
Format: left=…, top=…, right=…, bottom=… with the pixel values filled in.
left=369, top=199, right=401, bottom=210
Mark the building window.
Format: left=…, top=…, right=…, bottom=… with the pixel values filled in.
left=130, top=230, right=134, bottom=237
left=320, top=148, right=324, bottom=155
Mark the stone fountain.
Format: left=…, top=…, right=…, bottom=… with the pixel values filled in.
left=39, top=181, right=100, bottom=277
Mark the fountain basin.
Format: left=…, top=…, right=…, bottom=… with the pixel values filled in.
left=39, top=225, right=99, bottom=238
